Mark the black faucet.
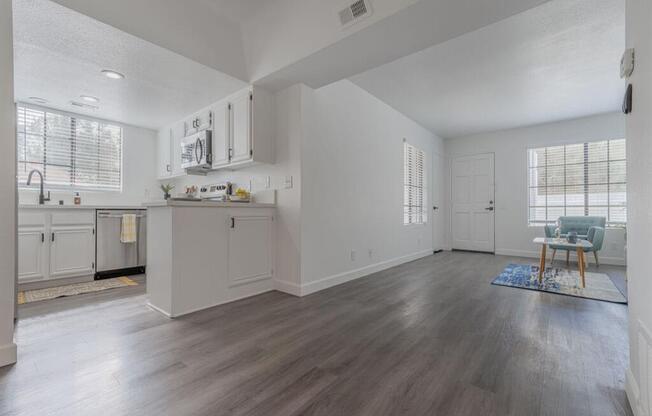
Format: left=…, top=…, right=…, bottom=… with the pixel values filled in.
left=26, top=169, right=50, bottom=205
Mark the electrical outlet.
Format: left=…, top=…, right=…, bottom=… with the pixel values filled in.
left=350, top=250, right=356, bottom=261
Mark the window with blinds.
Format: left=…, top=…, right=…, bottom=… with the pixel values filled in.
left=404, top=142, right=427, bottom=225
left=527, top=139, right=626, bottom=226
left=17, top=105, right=122, bottom=191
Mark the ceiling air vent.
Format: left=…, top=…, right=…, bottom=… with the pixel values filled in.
left=338, top=0, right=372, bottom=27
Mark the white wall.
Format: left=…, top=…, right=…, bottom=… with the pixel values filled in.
left=299, top=80, right=444, bottom=293
left=445, top=112, right=627, bottom=265
left=0, top=0, right=17, bottom=367
left=19, top=124, right=159, bottom=206
left=625, top=0, right=652, bottom=414
left=168, top=85, right=304, bottom=291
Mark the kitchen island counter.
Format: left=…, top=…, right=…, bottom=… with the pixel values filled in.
left=146, top=203, right=275, bottom=317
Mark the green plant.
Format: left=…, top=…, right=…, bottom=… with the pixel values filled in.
left=160, top=183, right=174, bottom=197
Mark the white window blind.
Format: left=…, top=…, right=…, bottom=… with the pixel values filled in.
left=17, top=105, right=122, bottom=191
left=404, top=142, right=427, bottom=225
left=528, top=139, right=626, bottom=226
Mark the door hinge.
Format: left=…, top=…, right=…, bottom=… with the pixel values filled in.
left=250, top=149, right=253, bottom=156
left=228, top=103, right=231, bottom=110
left=92, top=228, right=95, bottom=235
left=92, top=262, right=95, bottom=269
left=249, top=93, right=253, bottom=101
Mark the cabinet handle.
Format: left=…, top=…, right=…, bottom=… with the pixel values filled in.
left=166, top=164, right=171, bottom=172
left=231, top=217, right=235, bottom=228
left=41, top=232, right=44, bottom=243
left=51, top=232, right=55, bottom=242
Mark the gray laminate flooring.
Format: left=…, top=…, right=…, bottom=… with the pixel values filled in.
left=0, top=251, right=632, bottom=416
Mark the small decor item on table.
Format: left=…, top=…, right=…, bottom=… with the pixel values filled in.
left=160, top=183, right=175, bottom=200
left=74, top=192, right=81, bottom=205
left=567, top=231, right=578, bottom=244
left=229, top=187, right=251, bottom=202
left=185, top=185, right=198, bottom=198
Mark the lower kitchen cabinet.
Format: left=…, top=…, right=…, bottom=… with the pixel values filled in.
left=18, top=209, right=96, bottom=284
left=49, top=225, right=95, bottom=279
left=228, top=215, right=273, bottom=286
left=18, top=226, right=47, bottom=283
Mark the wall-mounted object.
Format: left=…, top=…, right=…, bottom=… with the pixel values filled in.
left=620, top=48, right=635, bottom=79
left=623, top=84, right=633, bottom=114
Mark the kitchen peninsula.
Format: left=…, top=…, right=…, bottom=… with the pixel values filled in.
left=144, top=200, right=275, bottom=317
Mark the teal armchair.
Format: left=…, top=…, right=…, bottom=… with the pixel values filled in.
left=544, top=216, right=606, bottom=266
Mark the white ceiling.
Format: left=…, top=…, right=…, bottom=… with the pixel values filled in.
left=200, top=0, right=264, bottom=23
left=13, top=0, right=247, bottom=130
left=350, top=0, right=625, bottom=139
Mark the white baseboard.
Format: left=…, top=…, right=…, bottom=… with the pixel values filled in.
left=274, top=279, right=302, bottom=296
left=147, top=287, right=275, bottom=318
left=494, top=248, right=626, bottom=266
left=627, top=367, right=646, bottom=416
left=0, top=342, right=17, bottom=367
left=299, top=250, right=433, bottom=296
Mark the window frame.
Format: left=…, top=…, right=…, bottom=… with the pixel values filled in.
left=17, top=103, right=124, bottom=193
left=403, top=140, right=427, bottom=225
left=526, top=138, right=626, bottom=227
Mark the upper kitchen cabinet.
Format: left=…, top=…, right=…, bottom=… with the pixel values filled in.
left=157, top=128, right=172, bottom=179
left=156, top=121, right=187, bottom=180
left=211, top=101, right=231, bottom=169
left=224, top=87, right=274, bottom=170
left=184, top=107, right=213, bottom=137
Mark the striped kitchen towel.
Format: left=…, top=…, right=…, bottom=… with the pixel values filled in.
left=120, top=214, right=137, bottom=243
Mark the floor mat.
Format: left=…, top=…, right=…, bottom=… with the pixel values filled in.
left=18, top=276, right=138, bottom=304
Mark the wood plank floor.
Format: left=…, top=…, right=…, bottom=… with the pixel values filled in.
left=0, top=251, right=632, bottom=416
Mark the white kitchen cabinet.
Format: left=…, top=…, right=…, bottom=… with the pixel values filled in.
left=184, top=108, right=213, bottom=136
left=170, top=121, right=186, bottom=177
left=157, top=128, right=172, bottom=179
left=227, top=215, right=273, bottom=286
left=211, top=101, right=230, bottom=169
left=230, top=90, right=252, bottom=164
left=49, top=225, right=95, bottom=279
left=223, top=86, right=274, bottom=170
left=18, top=226, right=47, bottom=283
left=18, top=209, right=96, bottom=283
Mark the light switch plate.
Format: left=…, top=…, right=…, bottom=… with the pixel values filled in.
left=284, top=175, right=293, bottom=189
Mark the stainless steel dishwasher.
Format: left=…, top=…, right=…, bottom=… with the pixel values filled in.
left=95, top=209, right=147, bottom=279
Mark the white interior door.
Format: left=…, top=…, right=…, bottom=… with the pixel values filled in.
left=432, top=152, right=445, bottom=251
left=451, top=153, right=495, bottom=252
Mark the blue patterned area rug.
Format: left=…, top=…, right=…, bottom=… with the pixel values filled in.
left=492, top=264, right=627, bottom=304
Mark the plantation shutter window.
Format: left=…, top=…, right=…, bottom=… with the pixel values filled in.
left=527, top=139, right=626, bottom=226
left=404, top=142, right=427, bottom=225
left=17, top=105, right=122, bottom=191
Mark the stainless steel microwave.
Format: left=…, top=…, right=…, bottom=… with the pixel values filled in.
left=181, top=130, right=212, bottom=172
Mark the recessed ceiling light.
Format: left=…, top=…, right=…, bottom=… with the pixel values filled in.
left=28, top=97, right=48, bottom=104
left=101, top=69, right=125, bottom=80
left=80, top=95, right=100, bottom=103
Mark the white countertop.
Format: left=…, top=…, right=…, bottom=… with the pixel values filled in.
left=143, top=200, right=275, bottom=208
left=19, top=204, right=146, bottom=210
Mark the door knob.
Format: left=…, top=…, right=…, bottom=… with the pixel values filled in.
left=485, top=207, right=494, bottom=211
left=433, top=206, right=439, bottom=210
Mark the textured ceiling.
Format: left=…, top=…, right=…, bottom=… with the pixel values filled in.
left=13, top=0, right=246, bottom=130
left=350, top=0, right=625, bottom=138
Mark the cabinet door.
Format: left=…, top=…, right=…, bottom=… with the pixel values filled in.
left=228, top=216, right=272, bottom=286
left=49, top=226, right=95, bottom=279
left=211, top=102, right=230, bottom=168
left=184, top=108, right=212, bottom=136
left=157, top=127, right=172, bottom=179
left=18, top=226, right=47, bottom=283
left=170, top=121, right=186, bottom=177
left=230, top=91, right=252, bottom=163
